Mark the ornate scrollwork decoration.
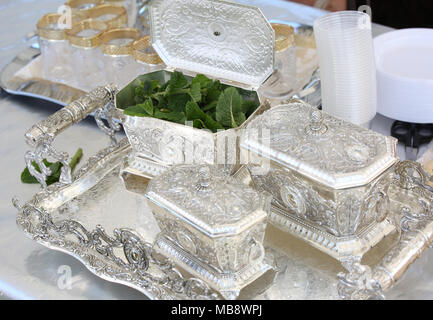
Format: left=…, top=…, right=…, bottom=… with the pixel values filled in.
left=392, top=160, right=433, bottom=232
left=394, top=160, right=431, bottom=191
left=24, top=85, right=118, bottom=188
left=337, top=257, right=384, bottom=300
left=24, top=135, right=71, bottom=188
left=94, top=99, right=121, bottom=147
left=14, top=194, right=218, bottom=299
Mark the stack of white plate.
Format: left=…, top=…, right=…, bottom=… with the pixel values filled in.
left=374, top=28, right=433, bottom=123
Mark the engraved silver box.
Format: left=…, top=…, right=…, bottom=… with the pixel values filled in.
left=240, top=100, right=399, bottom=260
left=145, top=164, right=273, bottom=300
left=115, top=0, right=274, bottom=185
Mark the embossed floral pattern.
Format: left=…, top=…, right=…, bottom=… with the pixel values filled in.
left=150, top=0, right=274, bottom=87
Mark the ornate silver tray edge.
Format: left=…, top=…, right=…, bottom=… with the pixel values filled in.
left=0, top=45, right=86, bottom=106
left=14, top=135, right=433, bottom=300
left=14, top=138, right=226, bottom=300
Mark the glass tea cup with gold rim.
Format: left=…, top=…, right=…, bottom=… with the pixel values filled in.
left=65, top=0, right=103, bottom=19
left=37, top=13, right=82, bottom=84
left=103, top=0, right=137, bottom=27
left=100, top=27, right=142, bottom=88
left=86, top=4, right=128, bottom=28
left=66, top=19, right=108, bottom=91
left=132, top=36, right=164, bottom=75
left=259, top=23, right=296, bottom=99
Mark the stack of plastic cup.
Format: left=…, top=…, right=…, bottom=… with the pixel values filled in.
left=313, top=11, right=377, bottom=127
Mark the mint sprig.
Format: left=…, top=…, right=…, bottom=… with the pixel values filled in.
left=122, top=72, right=258, bottom=133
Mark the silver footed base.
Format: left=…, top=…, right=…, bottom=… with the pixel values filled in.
left=155, top=235, right=275, bottom=300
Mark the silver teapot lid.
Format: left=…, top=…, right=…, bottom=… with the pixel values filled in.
left=240, top=100, right=399, bottom=189
left=148, top=0, right=274, bottom=89
left=145, top=164, right=268, bottom=237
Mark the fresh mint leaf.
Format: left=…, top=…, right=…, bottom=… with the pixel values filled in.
left=186, top=101, right=223, bottom=133
left=210, top=80, right=223, bottom=91
left=193, top=119, right=206, bottom=129
left=189, top=81, right=201, bottom=102
left=206, top=80, right=223, bottom=104
left=167, top=94, right=191, bottom=112
left=166, top=71, right=188, bottom=93
left=202, top=100, right=217, bottom=112
left=206, top=88, right=221, bottom=104
left=124, top=104, right=151, bottom=117
left=203, top=113, right=224, bottom=132
left=154, top=109, right=186, bottom=124
left=186, top=101, right=206, bottom=121
left=135, top=85, right=144, bottom=97
left=45, top=161, right=62, bottom=185
left=125, top=71, right=253, bottom=132
left=141, top=98, right=154, bottom=115
left=154, top=94, right=167, bottom=108
left=207, top=110, right=216, bottom=120
left=191, top=74, right=213, bottom=89
left=69, top=148, right=83, bottom=172
left=160, top=81, right=169, bottom=92
left=134, top=95, right=145, bottom=104
left=241, top=100, right=258, bottom=118
left=234, top=112, right=246, bottom=128
left=216, top=87, right=243, bottom=128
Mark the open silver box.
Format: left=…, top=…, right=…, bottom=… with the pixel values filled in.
left=17, top=0, right=433, bottom=300
left=116, top=0, right=274, bottom=185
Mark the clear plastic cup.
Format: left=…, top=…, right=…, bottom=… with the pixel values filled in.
left=314, top=11, right=377, bottom=126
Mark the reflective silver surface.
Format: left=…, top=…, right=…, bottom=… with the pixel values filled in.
left=3, top=0, right=433, bottom=301
left=14, top=136, right=433, bottom=300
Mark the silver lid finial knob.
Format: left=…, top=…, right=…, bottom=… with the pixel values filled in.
left=306, top=109, right=327, bottom=136
left=196, top=166, right=212, bottom=191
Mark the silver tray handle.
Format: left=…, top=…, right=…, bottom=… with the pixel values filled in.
left=373, top=161, right=433, bottom=291
left=338, top=160, right=433, bottom=300
left=24, top=84, right=118, bottom=188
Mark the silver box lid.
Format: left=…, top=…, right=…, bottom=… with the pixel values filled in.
left=240, top=100, right=399, bottom=189
left=145, top=164, right=268, bottom=237
left=148, top=0, right=274, bottom=89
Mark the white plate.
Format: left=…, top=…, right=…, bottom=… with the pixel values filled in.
left=374, top=28, right=433, bottom=123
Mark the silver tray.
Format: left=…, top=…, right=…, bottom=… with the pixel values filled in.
left=0, top=22, right=321, bottom=109
left=13, top=131, right=433, bottom=300
left=0, top=44, right=85, bottom=106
